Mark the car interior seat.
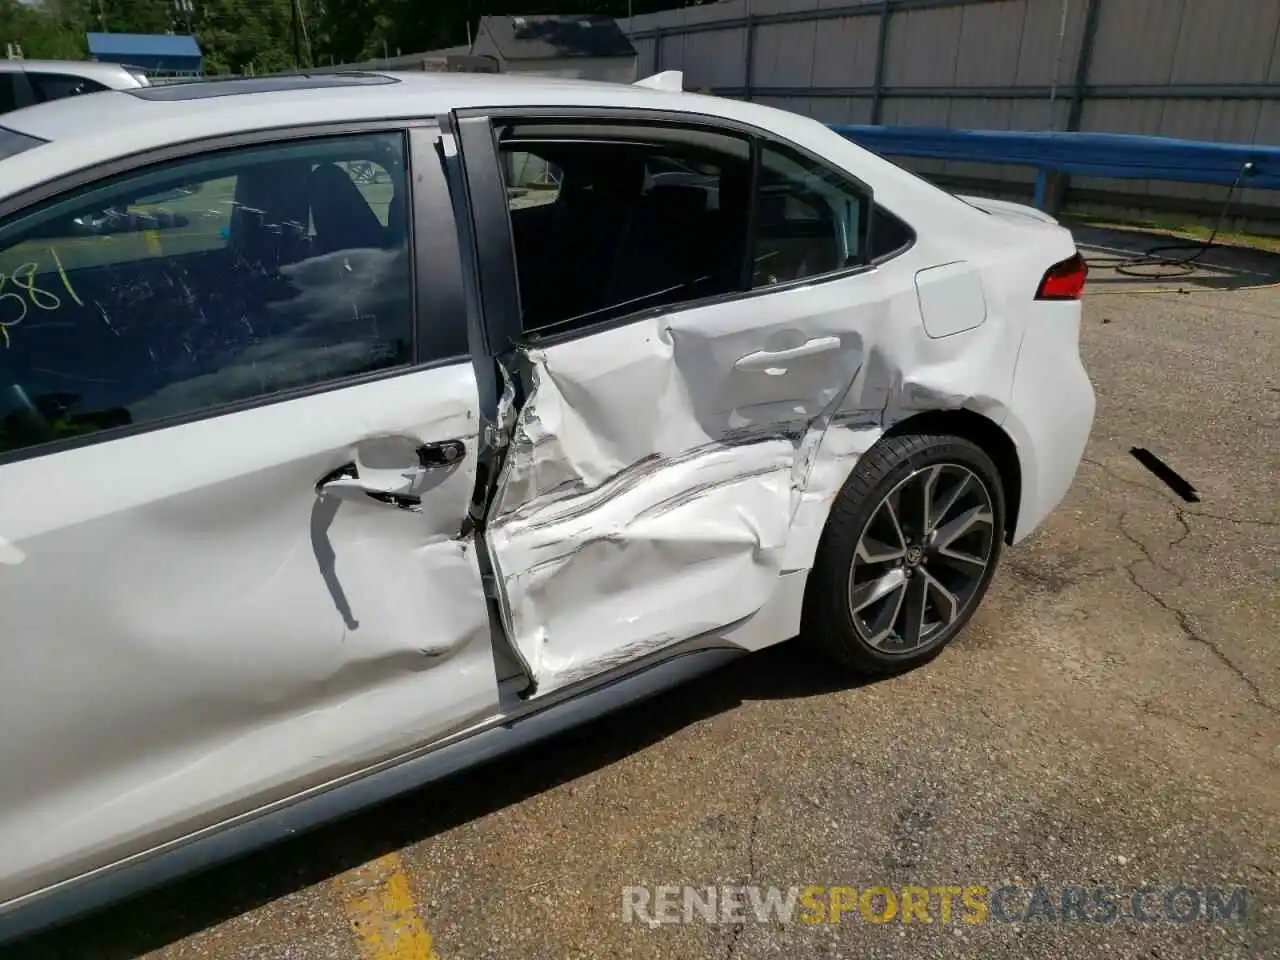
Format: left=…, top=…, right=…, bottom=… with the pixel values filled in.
left=307, top=162, right=388, bottom=254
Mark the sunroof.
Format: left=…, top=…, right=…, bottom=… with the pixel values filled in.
left=130, top=73, right=399, bottom=101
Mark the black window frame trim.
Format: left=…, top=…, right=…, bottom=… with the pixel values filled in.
left=869, top=202, right=917, bottom=265
left=0, top=117, right=472, bottom=468
left=453, top=104, right=908, bottom=354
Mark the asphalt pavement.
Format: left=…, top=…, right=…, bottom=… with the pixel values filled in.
left=6, top=227, right=1278, bottom=960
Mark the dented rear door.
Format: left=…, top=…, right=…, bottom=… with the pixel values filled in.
left=452, top=111, right=885, bottom=696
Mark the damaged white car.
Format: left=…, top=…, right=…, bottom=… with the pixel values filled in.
left=0, top=70, right=1094, bottom=938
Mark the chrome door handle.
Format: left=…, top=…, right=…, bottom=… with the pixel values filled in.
left=733, top=336, right=842, bottom=370
left=316, top=440, right=467, bottom=511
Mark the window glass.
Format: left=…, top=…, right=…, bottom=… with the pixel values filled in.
left=338, top=158, right=396, bottom=225
left=27, top=73, right=109, bottom=103
left=0, top=132, right=414, bottom=457
left=504, top=150, right=562, bottom=210
left=753, top=145, right=871, bottom=288
left=0, top=125, right=42, bottom=159
left=0, top=76, right=18, bottom=114
left=499, top=127, right=752, bottom=335
left=869, top=203, right=913, bottom=261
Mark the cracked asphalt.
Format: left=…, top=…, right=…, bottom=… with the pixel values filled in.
left=5, top=231, right=1278, bottom=959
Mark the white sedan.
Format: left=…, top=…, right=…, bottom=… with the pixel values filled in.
left=0, top=70, right=1094, bottom=939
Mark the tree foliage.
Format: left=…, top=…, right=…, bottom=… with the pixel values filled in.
left=0, top=0, right=89, bottom=58
left=0, top=0, right=707, bottom=74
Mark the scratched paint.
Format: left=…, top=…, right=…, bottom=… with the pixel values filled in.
left=336, top=852, right=439, bottom=960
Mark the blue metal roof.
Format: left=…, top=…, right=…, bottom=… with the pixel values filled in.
left=86, top=33, right=202, bottom=59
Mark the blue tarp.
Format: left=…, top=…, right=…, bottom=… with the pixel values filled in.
left=87, top=33, right=201, bottom=59
left=831, top=125, right=1280, bottom=190
left=86, top=32, right=203, bottom=74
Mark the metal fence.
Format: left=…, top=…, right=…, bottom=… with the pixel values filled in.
left=620, top=0, right=1280, bottom=217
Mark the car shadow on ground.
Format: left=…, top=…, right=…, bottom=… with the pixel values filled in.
left=1068, top=223, right=1280, bottom=292
left=6, top=641, right=872, bottom=959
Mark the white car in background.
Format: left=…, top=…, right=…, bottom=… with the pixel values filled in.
left=0, top=70, right=1094, bottom=941
left=0, top=59, right=148, bottom=114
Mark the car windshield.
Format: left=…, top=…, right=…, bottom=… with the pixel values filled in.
left=0, top=126, right=45, bottom=161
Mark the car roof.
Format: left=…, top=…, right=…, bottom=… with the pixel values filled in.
left=0, top=70, right=973, bottom=232
left=4, top=70, right=767, bottom=143
left=0, top=58, right=143, bottom=85
left=0, top=72, right=814, bottom=194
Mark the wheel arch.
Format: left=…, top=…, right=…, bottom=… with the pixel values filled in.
left=883, top=409, right=1022, bottom=544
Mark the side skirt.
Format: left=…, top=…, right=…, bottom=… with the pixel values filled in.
left=0, top=642, right=743, bottom=945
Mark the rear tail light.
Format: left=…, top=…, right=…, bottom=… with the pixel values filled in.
left=1035, top=253, right=1088, bottom=301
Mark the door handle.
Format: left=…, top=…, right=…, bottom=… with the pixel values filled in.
left=418, top=438, right=466, bottom=467
left=733, top=336, right=842, bottom=370
left=316, top=439, right=467, bottom=511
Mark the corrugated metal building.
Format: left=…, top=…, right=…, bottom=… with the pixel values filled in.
left=616, top=0, right=1280, bottom=218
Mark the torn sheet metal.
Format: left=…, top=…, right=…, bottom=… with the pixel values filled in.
left=485, top=245, right=1027, bottom=696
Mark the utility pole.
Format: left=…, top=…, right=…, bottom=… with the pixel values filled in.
left=291, top=0, right=302, bottom=70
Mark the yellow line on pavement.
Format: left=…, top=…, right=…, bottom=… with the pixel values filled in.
left=335, top=851, right=439, bottom=960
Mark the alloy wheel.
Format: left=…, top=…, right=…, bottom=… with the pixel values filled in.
left=846, top=463, right=997, bottom=653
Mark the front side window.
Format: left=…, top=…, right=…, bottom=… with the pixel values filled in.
left=753, top=144, right=871, bottom=288
left=498, top=124, right=752, bottom=336
left=27, top=72, right=109, bottom=103
left=0, top=131, right=413, bottom=458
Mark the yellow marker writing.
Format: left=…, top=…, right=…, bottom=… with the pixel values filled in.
left=47, top=246, right=84, bottom=306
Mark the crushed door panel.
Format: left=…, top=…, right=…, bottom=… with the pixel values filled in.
left=484, top=284, right=879, bottom=695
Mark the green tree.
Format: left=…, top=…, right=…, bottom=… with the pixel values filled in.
left=97, top=0, right=176, bottom=34
left=193, top=0, right=296, bottom=75
left=0, top=0, right=87, bottom=58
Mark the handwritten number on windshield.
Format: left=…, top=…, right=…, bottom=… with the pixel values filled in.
left=0, top=250, right=85, bottom=347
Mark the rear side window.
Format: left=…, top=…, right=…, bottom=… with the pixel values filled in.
left=869, top=204, right=914, bottom=261
left=752, top=144, right=871, bottom=288
left=0, top=131, right=416, bottom=459
left=27, top=72, right=109, bottom=103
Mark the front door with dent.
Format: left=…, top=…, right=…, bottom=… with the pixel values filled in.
left=455, top=114, right=887, bottom=696
left=0, top=125, right=498, bottom=907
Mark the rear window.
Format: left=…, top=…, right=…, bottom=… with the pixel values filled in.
left=0, top=127, right=45, bottom=161
left=27, top=72, right=109, bottom=103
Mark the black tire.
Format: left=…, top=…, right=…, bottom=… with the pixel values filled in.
left=802, top=432, right=1006, bottom=677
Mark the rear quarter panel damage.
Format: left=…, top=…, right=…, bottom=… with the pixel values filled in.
left=483, top=236, right=1030, bottom=693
